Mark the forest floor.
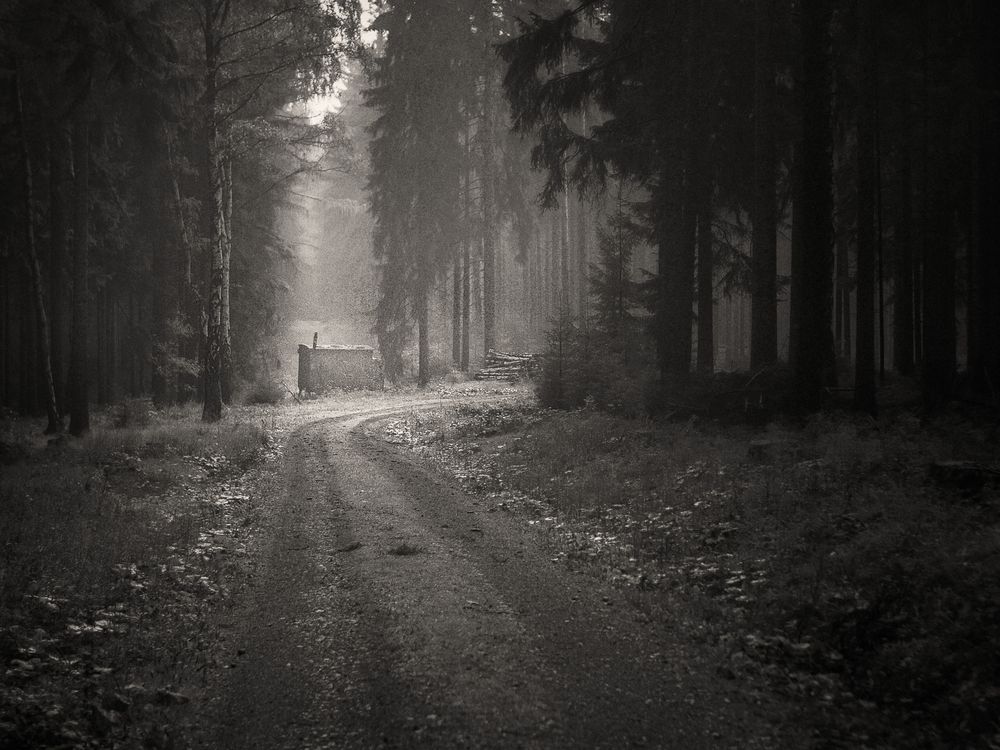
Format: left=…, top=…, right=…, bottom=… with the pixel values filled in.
left=0, top=383, right=998, bottom=749
left=376, top=392, right=1000, bottom=749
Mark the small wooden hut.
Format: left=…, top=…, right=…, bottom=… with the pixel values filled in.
left=297, top=340, right=383, bottom=393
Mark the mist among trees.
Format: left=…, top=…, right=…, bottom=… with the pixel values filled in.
left=2, top=0, right=998, bottom=425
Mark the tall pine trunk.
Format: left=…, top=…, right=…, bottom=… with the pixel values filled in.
left=656, top=160, right=696, bottom=385
left=893, top=97, right=915, bottom=376
left=221, top=156, right=233, bottom=404
left=165, top=127, right=197, bottom=401
left=416, top=286, right=429, bottom=387
left=561, top=196, right=571, bottom=313
left=462, top=134, right=472, bottom=371
left=481, top=66, right=497, bottom=359
left=834, top=214, right=852, bottom=362
left=791, top=0, right=835, bottom=411
left=69, top=114, right=91, bottom=436
left=14, top=67, right=61, bottom=433
left=577, top=113, right=589, bottom=324
left=751, top=0, right=778, bottom=370
left=202, top=2, right=225, bottom=422
left=920, top=0, right=955, bottom=411
left=970, top=0, right=1000, bottom=399
left=854, top=0, right=877, bottom=415
left=696, top=178, right=715, bottom=374
left=654, top=3, right=695, bottom=387
left=48, top=128, right=70, bottom=413
left=452, top=258, right=462, bottom=366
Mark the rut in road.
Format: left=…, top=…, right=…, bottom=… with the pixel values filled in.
left=192, top=405, right=787, bottom=749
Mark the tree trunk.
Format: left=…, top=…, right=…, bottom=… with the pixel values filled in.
left=561, top=196, right=571, bottom=313
left=150, top=149, right=172, bottom=405
left=696, top=180, right=715, bottom=374
left=108, top=292, right=119, bottom=402
left=853, top=0, right=877, bottom=416
left=577, top=114, right=589, bottom=324
left=97, top=287, right=108, bottom=404
left=1, top=263, right=10, bottom=407
left=656, top=158, right=696, bottom=385
left=20, top=281, right=38, bottom=416
left=14, top=68, right=61, bottom=433
left=920, top=0, right=956, bottom=411
left=452, top=258, right=461, bottom=366
left=530, top=226, right=541, bottom=343
left=893, top=99, right=915, bottom=376
left=221, top=155, right=233, bottom=404
left=547, top=210, right=556, bottom=322
left=69, top=114, right=91, bottom=436
left=203, top=138, right=224, bottom=421
left=654, top=3, right=697, bottom=387
left=165, top=126, right=197, bottom=402
left=970, top=0, right=1000, bottom=400
left=481, top=66, right=497, bottom=359
left=920, top=179, right=955, bottom=411
left=791, top=0, right=835, bottom=411
left=202, top=3, right=225, bottom=422
left=751, top=0, right=778, bottom=370
left=417, top=287, right=429, bottom=387
left=459, top=126, right=472, bottom=371
left=48, top=127, right=70, bottom=414
left=462, top=156, right=472, bottom=371
left=834, top=216, right=852, bottom=362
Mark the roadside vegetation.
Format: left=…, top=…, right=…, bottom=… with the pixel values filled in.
left=379, top=397, right=1000, bottom=749
left=0, top=401, right=274, bottom=749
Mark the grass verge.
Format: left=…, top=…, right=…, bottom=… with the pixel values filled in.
left=0, top=404, right=274, bottom=749
left=379, top=402, right=1000, bottom=750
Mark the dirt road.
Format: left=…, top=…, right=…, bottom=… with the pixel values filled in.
left=188, top=399, right=791, bottom=749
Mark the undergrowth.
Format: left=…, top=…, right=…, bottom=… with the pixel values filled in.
left=0, top=403, right=274, bottom=748
left=390, top=401, right=1000, bottom=749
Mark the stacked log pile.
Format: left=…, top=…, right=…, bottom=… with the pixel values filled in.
left=474, top=350, right=540, bottom=381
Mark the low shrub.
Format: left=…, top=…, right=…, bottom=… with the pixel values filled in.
left=113, top=397, right=154, bottom=428
left=415, top=400, right=1000, bottom=747
left=243, top=379, right=284, bottom=405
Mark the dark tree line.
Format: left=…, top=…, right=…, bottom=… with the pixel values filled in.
left=0, top=0, right=360, bottom=430
left=490, top=0, right=998, bottom=413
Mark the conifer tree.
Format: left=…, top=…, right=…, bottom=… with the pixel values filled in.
left=366, top=0, right=466, bottom=386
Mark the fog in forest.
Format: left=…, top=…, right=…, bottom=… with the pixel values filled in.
left=3, top=0, right=996, bottom=422
left=2, top=2, right=1000, bottom=748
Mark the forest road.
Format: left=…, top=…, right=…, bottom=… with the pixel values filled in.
left=188, top=399, right=789, bottom=750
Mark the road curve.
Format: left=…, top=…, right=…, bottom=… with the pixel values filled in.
left=187, top=401, right=791, bottom=749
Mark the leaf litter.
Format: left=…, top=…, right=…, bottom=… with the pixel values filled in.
left=373, top=398, right=1000, bottom=750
